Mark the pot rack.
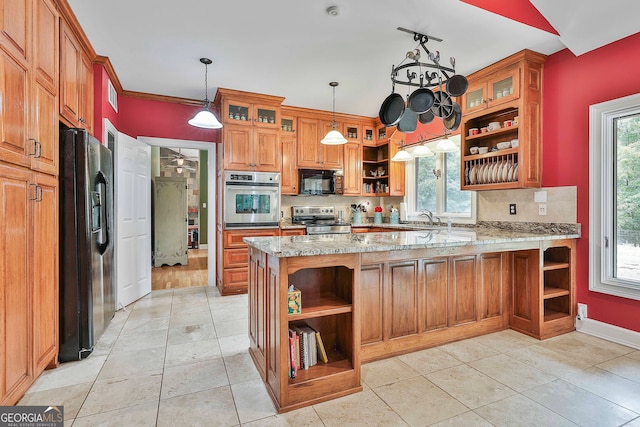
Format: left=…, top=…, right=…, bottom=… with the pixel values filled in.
left=391, top=27, right=456, bottom=89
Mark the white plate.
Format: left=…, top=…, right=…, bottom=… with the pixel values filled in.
left=502, top=162, right=509, bottom=181
left=481, top=164, right=488, bottom=184
left=469, top=165, right=476, bottom=185
left=513, top=163, right=519, bottom=181
left=478, top=164, right=484, bottom=184
left=493, top=163, right=499, bottom=182
left=507, top=164, right=514, bottom=182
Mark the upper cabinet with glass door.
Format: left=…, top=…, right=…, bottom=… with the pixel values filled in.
left=462, top=65, right=520, bottom=114
left=215, top=88, right=284, bottom=128
left=459, top=50, right=546, bottom=191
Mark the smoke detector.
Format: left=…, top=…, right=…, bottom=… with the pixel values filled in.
left=326, top=6, right=339, bottom=16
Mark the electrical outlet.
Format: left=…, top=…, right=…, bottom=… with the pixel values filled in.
left=509, top=203, right=516, bottom=215
left=577, top=303, right=588, bottom=320
left=538, top=204, right=547, bottom=215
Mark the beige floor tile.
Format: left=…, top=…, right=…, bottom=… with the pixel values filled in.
left=18, top=382, right=93, bottom=420
left=166, top=323, right=217, bottom=345
left=76, top=371, right=162, bottom=418
left=218, top=333, right=250, bottom=357
left=110, top=328, right=168, bottom=354
left=397, top=347, right=463, bottom=374
left=121, top=315, right=170, bottom=335
left=361, top=357, right=420, bottom=389
left=627, top=351, right=640, bottom=362
left=215, top=317, right=249, bottom=338
left=211, top=301, right=250, bottom=322
left=169, top=310, right=213, bottom=328
left=439, top=339, right=500, bottom=363
left=161, top=358, right=229, bottom=399
left=72, top=401, right=159, bottom=427
left=231, top=378, right=277, bottom=424
left=475, top=394, right=577, bottom=427
left=313, top=389, right=409, bottom=426
left=224, top=352, right=261, bottom=384
left=429, top=411, right=494, bottom=427
left=562, top=367, right=640, bottom=413
left=164, top=338, right=222, bottom=368
left=426, top=364, right=516, bottom=409
left=373, top=375, right=467, bottom=426
left=133, top=292, right=173, bottom=309
left=523, top=379, right=638, bottom=427
left=506, top=344, right=589, bottom=378
left=471, top=329, right=538, bottom=352
left=128, top=304, right=173, bottom=320
left=98, top=347, right=165, bottom=380
left=28, top=355, right=107, bottom=392
left=470, top=353, right=557, bottom=392
left=539, top=332, right=634, bottom=366
left=242, top=406, right=324, bottom=426
left=157, top=386, right=239, bottom=427
left=171, top=300, right=211, bottom=313
left=597, top=355, right=640, bottom=384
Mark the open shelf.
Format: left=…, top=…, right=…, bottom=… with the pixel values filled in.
left=544, top=308, right=570, bottom=322
left=288, top=349, right=353, bottom=385
left=543, top=286, right=570, bottom=299
left=543, top=261, right=570, bottom=271
left=288, top=295, right=352, bottom=321
left=466, top=124, right=519, bottom=141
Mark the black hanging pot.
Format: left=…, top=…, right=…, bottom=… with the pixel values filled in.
left=418, top=110, right=435, bottom=124
left=378, top=92, right=405, bottom=126
left=443, top=102, right=462, bottom=131
left=445, top=75, right=469, bottom=97
left=397, top=108, right=417, bottom=133
left=407, top=75, right=435, bottom=114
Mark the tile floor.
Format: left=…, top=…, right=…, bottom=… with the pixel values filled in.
left=19, top=286, right=640, bottom=426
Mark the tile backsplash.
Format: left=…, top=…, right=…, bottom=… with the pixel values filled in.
left=477, top=186, right=577, bottom=224
left=281, top=195, right=403, bottom=221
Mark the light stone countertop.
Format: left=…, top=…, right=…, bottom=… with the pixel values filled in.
left=245, top=227, right=580, bottom=258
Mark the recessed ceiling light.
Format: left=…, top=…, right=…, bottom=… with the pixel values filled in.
left=326, top=6, right=339, bottom=16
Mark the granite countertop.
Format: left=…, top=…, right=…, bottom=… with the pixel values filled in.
left=245, top=226, right=581, bottom=258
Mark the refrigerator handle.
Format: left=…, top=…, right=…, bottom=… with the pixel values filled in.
left=94, top=171, right=110, bottom=255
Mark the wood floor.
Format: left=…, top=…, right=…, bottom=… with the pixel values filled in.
left=151, top=248, right=208, bottom=290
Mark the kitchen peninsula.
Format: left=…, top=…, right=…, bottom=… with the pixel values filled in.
left=244, top=226, right=579, bottom=412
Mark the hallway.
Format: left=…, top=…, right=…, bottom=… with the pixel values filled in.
left=151, top=249, right=208, bottom=290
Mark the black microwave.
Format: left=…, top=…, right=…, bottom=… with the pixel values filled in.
left=298, top=169, right=343, bottom=195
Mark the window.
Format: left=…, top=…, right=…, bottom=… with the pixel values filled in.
left=589, top=93, right=640, bottom=300
left=406, top=135, right=476, bottom=223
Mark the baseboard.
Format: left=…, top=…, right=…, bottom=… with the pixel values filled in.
left=576, top=318, right=640, bottom=350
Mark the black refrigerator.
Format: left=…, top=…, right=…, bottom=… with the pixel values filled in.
left=59, top=127, right=115, bottom=362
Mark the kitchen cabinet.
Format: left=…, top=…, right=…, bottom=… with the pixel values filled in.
left=218, top=228, right=279, bottom=295
left=215, top=89, right=284, bottom=172
left=388, top=134, right=405, bottom=196
left=297, top=117, right=343, bottom=169
left=249, top=252, right=361, bottom=412
left=362, top=125, right=375, bottom=146
left=0, top=164, right=58, bottom=405
left=342, top=142, right=362, bottom=195
left=280, top=228, right=305, bottom=237
left=343, top=122, right=361, bottom=143
left=459, top=49, right=546, bottom=190
left=281, top=136, right=297, bottom=194
left=222, top=124, right=281, bottom=172
left=59, top=18, right=93, bottom=134
left=362, top=143, right=389, bottom=196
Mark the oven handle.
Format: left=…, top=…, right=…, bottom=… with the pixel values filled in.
left=225, top=182, right=279, bottom=189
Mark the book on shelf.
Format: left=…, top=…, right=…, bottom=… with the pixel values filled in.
left=289, top=322, right=323, bottom=373
left=288, top=329, right=297, bottom=379
left=315, top=331, right=329, bottom=363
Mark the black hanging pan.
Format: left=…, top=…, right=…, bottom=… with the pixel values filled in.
left=445, top=75, right=468, bottom=97
left=397, top=107, right=417, bottom=133
left=443, top=102, right=462, bottom=131
left=431, top=90, right=454, bottom=118
left=418, top=110, right=435, bottom=124
left=407, top=75, right=435, bottom=114
left=379, top=86, right=405, bottom=126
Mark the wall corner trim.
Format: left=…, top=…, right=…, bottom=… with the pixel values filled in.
left=576, top=318, right=640, bottom=350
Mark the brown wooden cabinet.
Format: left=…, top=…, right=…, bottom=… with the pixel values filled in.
left=249, top=252, right=361, bottom=412
left=59, top=17, right=93, bottom=133
left=342, top=142, right=362, bottom=195
left=0, top=164, right=58, bottom=405
left=217, top=228, right=279, bottom=295
left=0, top=0, right=59, bottom=405
left=388, top=133, right=405, bottom=196
left=280, top=111, right=298, bottom=194
left=222, top=124, right=281, bottom=172
left=280, top=228, right=305, bottom=237
left=460, top=50, right=546, bottom=190
left=296, top=117, right=343, bottom=169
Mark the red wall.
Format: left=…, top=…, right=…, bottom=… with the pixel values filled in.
left=118, top=96, right=220, bottom=143
left=543, top=32, right=640, bottom=332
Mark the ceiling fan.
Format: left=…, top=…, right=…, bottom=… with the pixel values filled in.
left=161, top=148, right=198, bottom=165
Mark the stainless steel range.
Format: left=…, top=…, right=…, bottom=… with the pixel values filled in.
left=292, top=206, right=352, bottom=235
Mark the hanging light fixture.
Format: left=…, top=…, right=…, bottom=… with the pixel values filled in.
left=411, top=143, right=434, bottom=157
left=391, top=144, right=413, bottom=162
left=431, top=135, right=458, bottom=153
left=188, top=58, right=223, bottom=129
left=320, top=82, right=347, bottom=145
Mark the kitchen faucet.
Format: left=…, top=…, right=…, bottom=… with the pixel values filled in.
left=420, top=210, right=441, bottom=226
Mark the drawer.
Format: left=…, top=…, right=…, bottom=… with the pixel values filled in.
left=224, top=248, right=248, bottom=268
left=224, top=229, right=279, bottom=248
left=222, top=267, right=248, bottom=294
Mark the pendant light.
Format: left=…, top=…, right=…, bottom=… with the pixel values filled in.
left=321, top=82, right=347, bottom=145
left=391, top=144, right=413, bottom=162
left=411, top=143, right=434, bottom=157
left=431, top=135, right=458, bottom=152
left=188, top=58, right=223, bottom=129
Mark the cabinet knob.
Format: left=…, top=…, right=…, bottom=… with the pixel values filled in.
left=28, top=138, right=42, bottom=158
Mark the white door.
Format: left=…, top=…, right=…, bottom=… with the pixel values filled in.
left=115, top=131, right=152, bottom=307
